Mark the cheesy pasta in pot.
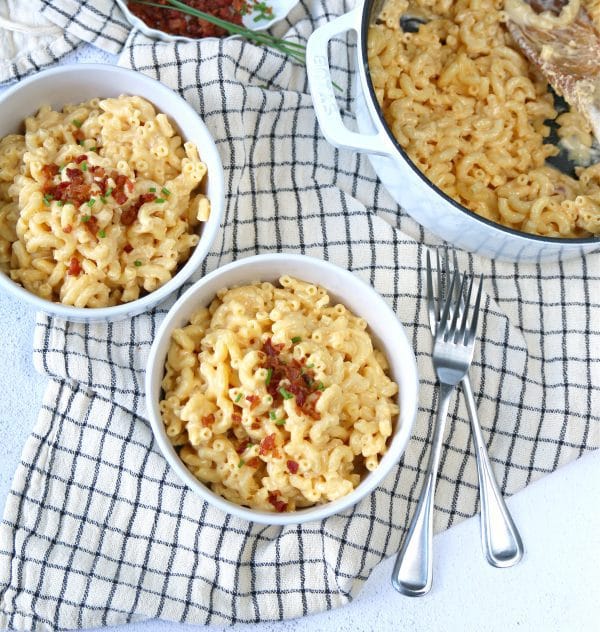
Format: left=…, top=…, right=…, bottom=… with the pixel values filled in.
left=160, top=276, right=399, bottom=512
left=368, top=0, right=600, bottom=237
left=0, top=95, right=210, bottom=307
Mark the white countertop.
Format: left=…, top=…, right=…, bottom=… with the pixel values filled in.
left=0, top=49, right=599, bottom=632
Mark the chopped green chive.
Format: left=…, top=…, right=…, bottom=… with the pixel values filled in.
left=57, top=200, right=65, bottom=207
left=269, top=411, right=277, bottom=420
left=265, top=367, right=273, bottom=386
left=81, top=161, right=88, bottom=172
left=86, top=198, right=95, bottom=208
left=275, top=419, right=286, bottom=426
left=161, top=187, right=171, bottom=197
left=291, top=336, right=302, bottom=344
left=237, top=459, right=245, bottom=468
left=234, top=393, right=243, bottom=403
left=98, top=229, right=106, bottom=238
left=42, top=194, right=53, bottom=206
left=100, top=196, right=107, bottom=204
left=149, top=187, right=156, bottom=192
left=59, top=164, right=66, bottom=172
left=134, top=259, right=142, bottom=267
left=155, top=198, right=166, bottom=204
left=81, top=215, right=91, bottom=223
left=89, top=146, right=97, bottom=152
left=105, top=187, right=113, bottom=197
left=77, top=139, right=84, bottom=146
left=72, top=119, right=83, bottom=128
left=279, top=387, right=293, bottom=400
left=316, top=382, right=325, bottom=391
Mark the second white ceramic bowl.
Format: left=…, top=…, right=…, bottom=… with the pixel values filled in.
left=0, top=64, right=224, bottom=322
left=146, top=253, right=419, bottom=525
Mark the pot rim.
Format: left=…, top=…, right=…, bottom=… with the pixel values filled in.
left=358, top=0, right=599, bottom=246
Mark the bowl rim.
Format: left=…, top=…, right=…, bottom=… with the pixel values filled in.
left=358, top=0, right=600, bottom=247
left=0, top=63, right=225, bottom=321
left=145, top=253, right=420, bottom=525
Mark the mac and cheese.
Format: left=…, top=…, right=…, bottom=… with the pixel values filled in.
left=0, top=95, right=210, bottom=307
left=368, top=0, right=600, bottom=237
left=160, top=277, right=399, bottom=512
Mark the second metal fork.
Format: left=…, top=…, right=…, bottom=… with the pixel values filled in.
left=432, top=250, right=523, bottom=570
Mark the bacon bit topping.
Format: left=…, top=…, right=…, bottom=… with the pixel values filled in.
left=123, top=243, right=133, bottom=253
left=74, top=154, right=88, bottom=164
left=90, top=165, right=105, bottom=178
left=113, top=189, right=127, bottom=204
left=127, top=0, right=247, bottom=38
left=63, top=225, right=72, bottom=234
left=73, top=129, right=84, bottom=143
left=286, top=460, right=299, bottom=474
left=201, top=413, right=215, bottom=427
left=235, top=439, right=250, bottom=454
left=260, top=338, right=322, bottom=419
left=268, top=491, right=287, bottom=513
left=44, top=165, right=91, bottom=208
left=259, top=433, right=276, bottom=456
left=68, top=256, right=82, bottom=276
left=85, top=215, right=99, bottom=236
left=111, top=172, right=133, bottom=205
left=263, top=338, right=284, bottom=357
left=121, top=192, right=156, bottom=226
left=251, top=421, right=261, bottom=430
left=246, top=457, right=261, bottom=468
left=65, top=168, right=82, bottom=181
left=232, top=412, right=242, bottom=425
left=245, top=394, right=260, bottom=409
left=41, top=164, right=59, bottom=180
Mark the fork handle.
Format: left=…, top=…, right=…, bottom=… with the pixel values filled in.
left=461, top=376, right=524, bottom=567
left=392, top=382, right=454, bottom=596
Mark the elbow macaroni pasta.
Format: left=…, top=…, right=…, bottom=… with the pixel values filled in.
left=368, top=0, right=600, bottom=237
left=0, top=95, right=210, bottom=307
left=160, top=277, right=400, bottom=512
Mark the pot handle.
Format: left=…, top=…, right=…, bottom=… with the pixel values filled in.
left=306, top=8, right=395, bottom=156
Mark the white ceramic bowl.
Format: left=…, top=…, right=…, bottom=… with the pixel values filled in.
left=0, top=64, right=224, bottom=322
left=116, top=0, right=299, bottom=43
left=146, top=253, right=419, bottom=525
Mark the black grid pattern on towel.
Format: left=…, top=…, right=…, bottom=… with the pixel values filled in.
left=1, top=0, right=599, bottom=630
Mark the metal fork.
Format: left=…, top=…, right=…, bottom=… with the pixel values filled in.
left=436, top=250, right=524, bottom=570
left=392, top=259, right=484, bottom=596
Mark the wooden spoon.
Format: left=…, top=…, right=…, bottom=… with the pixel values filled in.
left=505, top=0, right=600, bottom=141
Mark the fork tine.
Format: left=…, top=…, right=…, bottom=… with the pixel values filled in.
left=468, top=275, right=484, bottom=344
left=457, top=274, right=475, bottom=344
left=438, top=269, right=459, bottom=337
left=443, top=247, right=449, bottom=302
left=436, top=249, right=443, bottom=322
left=426, top=251, right=436, bottom=332
left=448, top=272, right=467, bottom=341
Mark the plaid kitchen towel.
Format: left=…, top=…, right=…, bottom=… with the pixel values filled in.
left=1, top=0, right=599, bottom=629
left=0, top=0, right=128, bottom=85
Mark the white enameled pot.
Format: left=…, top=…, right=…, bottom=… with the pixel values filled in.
left=306, top=3, right=600, bottom=262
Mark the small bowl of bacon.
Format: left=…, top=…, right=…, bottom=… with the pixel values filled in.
left=0, top=64, right=224, bottom=322
left=116, top=0, right=299, bottom=42
left=146, top=253, right=419, bottom=524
